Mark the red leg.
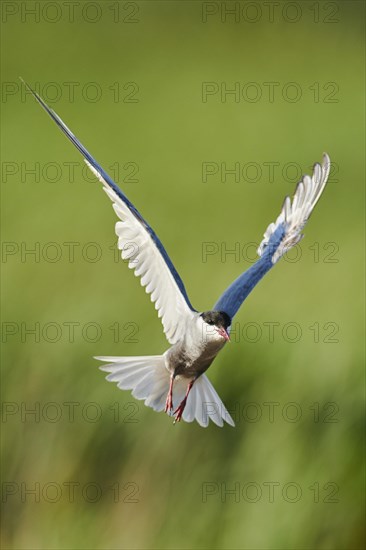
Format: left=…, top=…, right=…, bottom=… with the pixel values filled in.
left=164, top=374, right=174, bottom=414
left=173, top=379, right=194, bottom=423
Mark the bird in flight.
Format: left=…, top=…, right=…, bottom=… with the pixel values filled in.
left=23, top=79, right=330, bottom=428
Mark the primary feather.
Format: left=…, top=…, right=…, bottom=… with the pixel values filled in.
left=258, top=153, right=330, bottom=263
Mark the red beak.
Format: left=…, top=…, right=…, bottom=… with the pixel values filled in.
left=217, top=327, right=230, bottom=342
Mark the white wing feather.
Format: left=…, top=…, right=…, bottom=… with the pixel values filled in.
left=258, top=153, right=331, bottom=263
left=86, top=160, right=195, bottom=344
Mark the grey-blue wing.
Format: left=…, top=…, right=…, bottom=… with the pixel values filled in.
left=214, top=153, right=330, bottom=321
left=213, top=225, right=285, bottom=319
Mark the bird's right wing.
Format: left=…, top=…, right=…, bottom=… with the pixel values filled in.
left=214, top=154, right=331, bottom=320
left=24, top=80, right=197, bottom=344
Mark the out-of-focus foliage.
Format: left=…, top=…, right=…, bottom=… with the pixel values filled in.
left=1, top=1, right=364, bottom=549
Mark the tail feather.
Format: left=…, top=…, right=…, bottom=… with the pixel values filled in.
left=184, top=383, right=196, bottom=423
left=132, top=372, right=159, bottom=400
left=96, top=355, right=235, bottom=427
left=98, top=354, right=169, bottom=411
left=183, top=375, right=235, bottom=427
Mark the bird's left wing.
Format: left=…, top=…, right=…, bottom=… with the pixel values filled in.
left=213, top=154, right=331, bottom=320
left=24, top=80, right=196, bottom=344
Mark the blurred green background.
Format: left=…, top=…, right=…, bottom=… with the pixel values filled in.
left=1, top=1, right=364, bottom=549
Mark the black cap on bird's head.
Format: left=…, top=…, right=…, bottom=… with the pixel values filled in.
left=200, top=310, right=231, bottom=341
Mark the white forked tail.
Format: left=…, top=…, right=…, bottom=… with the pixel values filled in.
left=95, top=355, right=235, bottom=428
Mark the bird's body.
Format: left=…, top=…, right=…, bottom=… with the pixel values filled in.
left=165, top=311, right=229, bottom=379
left=24, top=78, right=331, bottom=428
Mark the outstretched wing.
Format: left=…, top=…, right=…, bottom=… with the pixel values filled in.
left=214, top=154, right=331, bottom=320
left=24, top=80, right=196, bottom=344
